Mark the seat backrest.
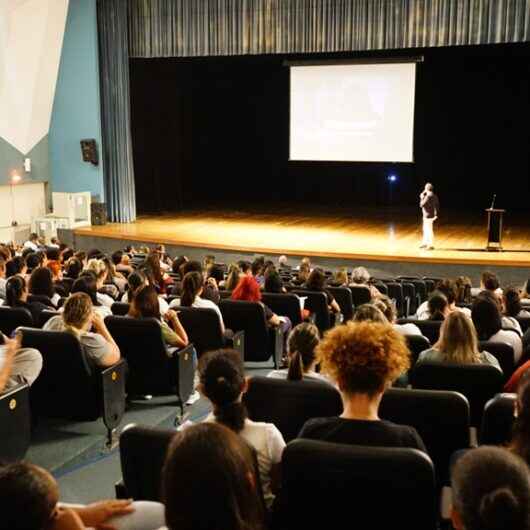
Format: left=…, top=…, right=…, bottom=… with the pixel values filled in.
left=19, top=327, right=100, bottom=420
left=401, top=282, right=417, bottom=316
left=276, top=439, right=437, bottom=530
left=0, top=384, right=31, bottom=462
left=405, top=334, right=431, bottom=365
left=38, top=309, right=60, bottom=328
left=105, top=316, right=172, bottom=394
left=28, top=294, right=55, bottom=308
left=219, top=300, right=270, bottom=362
left=174, top=306, right=223, bottom=358
left=348, top=285, right=371, bottom=307
left=326, top=287, right=353, bottom=321
left=380, top=388, right=470, bottom=484
left=480, top=393, right=516, bottom=445
left=262, top=293, right=302, bottom=327
left=479, top=341, right=515, bottom=380
left=119, top=424, right=175, bottom=501
left=398, top=318, right=441, bottom=344
left=516, top=316, right=530, bottom=333
left=410, top=362, right=504, bottom=426
left=243, top=376, right=342, bottom=443
left=291, top=290, right=330, bottom=333
left=111, top=302, right=131, bottom=316
left=0, top=306, right=33, bottom=337
left=385, top=281, right=405, bottom=316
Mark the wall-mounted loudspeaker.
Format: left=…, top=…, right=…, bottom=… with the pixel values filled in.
left=80, top=139, right=99, bottom=166
left=91, top=202, right=107, bottom=226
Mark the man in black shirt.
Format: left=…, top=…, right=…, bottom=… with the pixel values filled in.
left=419, top=183, right=439, bottom=250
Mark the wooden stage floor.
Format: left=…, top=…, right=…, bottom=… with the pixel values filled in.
left=75, top=207, right=530, bottom=267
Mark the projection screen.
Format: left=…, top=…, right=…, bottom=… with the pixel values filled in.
left=289, top=62, right=417, bottom=162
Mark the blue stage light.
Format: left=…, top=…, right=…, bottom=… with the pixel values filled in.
left=388, top=174, right=397, bottom=183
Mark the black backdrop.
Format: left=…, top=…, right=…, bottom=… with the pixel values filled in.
left=130, top=42, right=530, bottom=214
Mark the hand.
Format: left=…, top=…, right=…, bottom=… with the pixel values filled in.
left=49, top=507, right=85, bottom=530
left=76, top=499, right=134, bottom=530
left=3, top=334, right=21, bottom=359
left=91, top=311, right=105, bottom=331
left=164, top=309, right=178, bottom=322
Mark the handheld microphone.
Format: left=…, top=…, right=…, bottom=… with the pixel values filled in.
left=490, top=194, right=496, bottom=209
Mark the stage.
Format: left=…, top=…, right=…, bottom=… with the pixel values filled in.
left=73, top=206, right=530, bottom=269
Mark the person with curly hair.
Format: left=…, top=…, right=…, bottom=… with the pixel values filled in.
left=299, top=321, right=426, bottom=451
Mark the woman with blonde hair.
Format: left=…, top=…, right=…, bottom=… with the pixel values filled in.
left=417, top=311, right=501, bottom=370
left=85, top=258, right=117, bottom=305
left=221, top=262, right=242, bottom=290
left=299, top=321, right=426, bottom=450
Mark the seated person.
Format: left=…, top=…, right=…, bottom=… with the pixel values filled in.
left=176, top=260, right=220, bottom=303
left=304, top=268, right=341, bottom=314
left=5, top=275, right=50, bottom=323
left=46, top=259, right=67, bottom=297
left=64, top=257, right=83, bottom=280
left=112, top=250, right=134, bottom=275
left=416, top=279, right=470, bottom=319
left=221, top=262, right=241, bottom=290
left=472, top=293, right=523, bottom=364
left=328, top=267, right=349, bottom=287
left=197, top=349, right=286, bottom=509
left=352, top=303, right=388, bottom=324
left=44, top=293, right=120, bottom=368
left=299, top=321, right=426, bottom=452
left=171, top=255, right=188, bottom=277
left=28, top=267, right=60, bottom=307
left=417, top=311, right=501, bottom=371
left=0, top=461, right=165, bottom=530
left=102, top=256, right=127, bottom=293
left=509, top=373, right=530, bottom=465
left=0, top=332, right=42, bottom=392
left=141, top=252, right=173, bottom=295
left=0, top=256, right=6, bottom=299
left=349, top=266, right=381, bottom=300
left=455, top=276, right=472, bottom=305
left=6, top=256, right=27, bottom=280
left=128, top=285, right=188, bottom=350
left=173, top=271, right=225, bottom=334
left=290, top=262, right=310, bottom=286
left=425, top=290, right=450, bottom=321
left=70, top=275, right=112, bottom=318
left=268, top=322, right=332, bottom=385
left=376, top=295, right=424, bottom=336
left=85, top=258, right=119, bottom=303
left=163, top=423, right=265, bottom=530
left=264, top=269, right=287, bottom=294
left=450, top=447, right=530, bottom=530
left=22, top=232, right=40, bottom=252
left=503, top=286, right=530, bottom=325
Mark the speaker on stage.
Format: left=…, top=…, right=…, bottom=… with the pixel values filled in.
left=80, top=139, right=99, bottom=166
left=91, top=202, right=107, bottom=225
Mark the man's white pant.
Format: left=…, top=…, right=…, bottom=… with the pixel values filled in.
left=422, top=217, right=435, bottom=247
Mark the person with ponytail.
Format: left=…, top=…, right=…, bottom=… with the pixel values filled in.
left=426, top=290, right=450, bottom=321
left=510, top=372, right=530, bottom=466
left=122, top=269, right=169, bottom=316
left=451, top=446, right=530, bottom=530
left=44, top=293, right=120, bottom=368
left=197, top=349, right=286, bottom=509
left=172, top=271, right=225, bottom=334
left=267, top=323, right=331, bottom=385
left=70, top=274, right=111, bottom=318
left=6, top=274, right=50, bottom=323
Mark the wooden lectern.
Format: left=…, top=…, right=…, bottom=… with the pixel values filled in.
left=485, top=208, right=505, bottom=251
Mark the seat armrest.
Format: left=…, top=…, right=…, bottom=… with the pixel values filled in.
left=175, top=343, right=195, bottom=406
left=270, top=326, right=284, bottom=369
left=100, top=358, right=127, bottom=434
left=115, top=479, right=129, bottom=499
left=0, top=383, right=31, bottom=462
left=233, top=330, right=245, bottom=359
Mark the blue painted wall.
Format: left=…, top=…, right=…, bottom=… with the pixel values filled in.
left=49, top=0, right=105, bottom=201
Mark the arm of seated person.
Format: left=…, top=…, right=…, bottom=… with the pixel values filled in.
left=0, top=334, right=18, bottom=393
left=330, top=299, right=341, bottom=314
left=90, top=313, right=121, bottom=367
left=162, top=310, right=189, bottom=348
left=268, top=313, right=281, bottom=327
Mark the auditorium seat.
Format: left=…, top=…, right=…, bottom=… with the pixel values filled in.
left=174, top=306, right=244, bottom=358
left=410, top=362, right=504, bottom=427
left=397, top=277, right=428, bottom=304
left=400, top=281, right=417, bottom=316
left=404, top=334, right=431, bottom=365
left=397, top=318, right=441, bottom=344
left=516, top=316, right=530, bottom=333
left=291, top=290, right=336, bottom=333
left=274, top=439, right=437, bottom=530
left=480, top=393, right=516, bottom=446
left=111, top=302, right=130, bottom=316
left=326, top=286, right=354, bottom=321
left=262, top=293, right=303, bottom=327
left=219, top=300, right=283, bottom=367
left=105, top=316, right=195, bottom=416
left=0, top=383, right=31, bottom=462
left=28, top=294, right=55, bottom=308
left=384, top=281, right=405, bottom=317
left=478, top=341, right=515, bottom=379
left=20, top=327, right=126, bottom=445
left=380, top=388, right=470, bottom=484
left=348, top=285, right=371, bottom=307
left=0, top=306, right=33, bottom=337
left=243, top=376, right=342, bottom=442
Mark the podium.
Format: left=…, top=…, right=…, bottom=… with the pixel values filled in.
left=485, top=208, right=505, bottom=251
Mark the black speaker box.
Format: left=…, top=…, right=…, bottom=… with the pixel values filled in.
left=91, top=202, right=107, bottom=226
left=80, top=139, right=99, bottom=166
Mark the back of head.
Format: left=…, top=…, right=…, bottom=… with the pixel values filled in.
left=511, top=373, right=530, bottom=466
left=316, top=321, right=410, bottom=396
left=111, top=250, right=123, bottom=266
left=374, top=295, right=396, bottom=323
left=455, top=276, right=472, bottom=304
left=286, top=323, right=320, bottom=381
left=64, top=257, right=83, bottom=280
left=482, top=271, right=500, bottom=292
left=198, top=349, right=247, bottom=433
left=208, top=264, right=225, bottom=285
left=63, top=292, right=92, bottom=332
left=427, top=290, right=448, bottom=321
left=86, top=258, right=107, bottom=279
left=504, top=287, right=522, bottom=318
left=264, top=269, right=283, bottom=293
left=0, top=462, right=58, bottom=530
left=231, top=275, right=261, bottom=302
left=71, top=275, right=99, bottom=306
left=351, top=266, right=370, bottom=285
left=29, top=266, right=54, bottom=298
left=132, top=284, right=160, bottom=319
left=451, top=446, right=530, bottom=530
left=225, top=263, right=242, bottom=290
left=46, top=247, right=60, bottom=261
left=436, top=278, right=457, bottom=305
left=6, top=257, right=25, bottom=278
left=237, top=260, right=251, bottom=275
left=25, top=252, right=41, bottom=272
left=251, top=259, right=264, bottom=277
left=182, top=260, right=203, bottom=276
left=353, top=303, right=388, bottom=324
left=6, top=274, right=26, bottom=307
left=472, top=295, right=502, bottom=340
left=181, top=271, right=203, bottom=307
left=172, top=255, right=188, bottom=275
left=163, top=423, right=263, bottom=530
left=436, top=311, right=480, bottom=364
left=306, top=267, right=326, bottom=291
left=126, top=270, right=147, bottom=298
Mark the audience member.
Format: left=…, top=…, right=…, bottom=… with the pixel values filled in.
left=64, top=257, right=83, bottom=280
left=171, top=255, right=188, bottom=276
left=299, top=321, right=426, bottom=451
left=349, top=266, right=381, bottom=299
left=0, top=256, right=6, bottom=299
left=417, top=279, right=470, bottom=319
left=23, top=233, right=40, bottom=252
left=0, top=332, right=42, bottom=392
left=352, top=303, right=388, bottom=323
left=44, top=293, right=120, bottom=368
left=426, top=290, right=450, bottom=321
left=163, top=423, right=265, bottom=530
left=278, top=254, right=290, bottom=269
left=290, top=262, right=310, bottom=286
left=417, top=311, right=501, bottom=370
left=376, top=295, right=423, bottom=336
left=180, top=260, right=220, bottom=303
left=70, top=276, right=112, bottom=318
left=28, top=267, right=59, bottom=307
left=504, top=287, right=530, bottom=321
left=329, top=267, right=349, bottom=287
left=6, top=275, right=51, bottom=323
left=450, top=447, right=530, bottom=530
left=198, top=349, right=285, bottom=509
left=455, top=276, right=473, bottom=305
left=264, top=269, right=286, bottom=293
left=304, top=268, right=341, bottom=314
left=84, top=260, right=116, bottom=306
left=6, top=256, right=27, bottom=279
left=510, top=372, right=530, bottom=466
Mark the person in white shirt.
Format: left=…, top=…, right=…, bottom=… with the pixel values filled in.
left=85, top=258, right=119, bottom=303
left=416, top=279, right=471, bottom=320
left=472, top=293, right=523, bottom=364
left=375, top=295, right=425, bottom=337
left=0, top=332, right=42, bottom=392
left=198, top=349, right=285, bottom=510
left=172, top=271, right=225, bottom=333
left=23, top=233, right=40, bottom=252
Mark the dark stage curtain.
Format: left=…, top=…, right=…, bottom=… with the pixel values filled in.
left=129, top=0, right=530, bottom=58
left=97, top=0, right=137, bottom=222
